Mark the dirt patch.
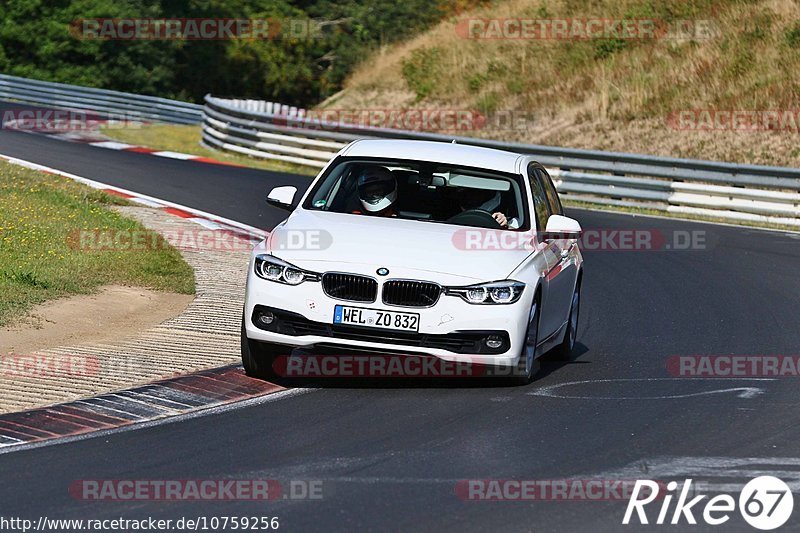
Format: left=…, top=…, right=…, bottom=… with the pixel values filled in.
left=0, top=285, right=193, bottom=356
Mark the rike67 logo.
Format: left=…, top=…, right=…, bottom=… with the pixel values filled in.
left=624, top=476, right=794, bottom=530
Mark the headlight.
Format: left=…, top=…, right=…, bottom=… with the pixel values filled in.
left=262, top=263, right=284, bottom=281
left=446, top=281, right=525, bottom=305
left=282, top=268, right=305, bottom=285
left=466, top=287, right=488, bottom=303
left=254, top=254, right=319, bottom=285
left=489, top=285, right=515, bottom=303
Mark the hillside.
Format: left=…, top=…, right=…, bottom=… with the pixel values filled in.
left=0, top=0, right=480, bottom=106
left=319, top=0, right=800, bottom=166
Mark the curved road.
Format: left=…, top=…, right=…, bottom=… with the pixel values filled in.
left=1, top=126, right=800, bottom=532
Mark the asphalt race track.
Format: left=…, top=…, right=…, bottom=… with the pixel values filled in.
left=1, top=124, right=800, bottom=532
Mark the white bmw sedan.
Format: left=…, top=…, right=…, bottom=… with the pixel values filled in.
left=242, top=140, right=583, bottom=384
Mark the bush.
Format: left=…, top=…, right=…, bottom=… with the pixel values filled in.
left=786, top=24, right=800, bottom=48
left=594, top=38, right=628, bottom=60
left=402, top=47, right=441, bottom=101
left=0, top=0, right=487, bottom=107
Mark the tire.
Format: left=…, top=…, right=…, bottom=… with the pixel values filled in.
left=241, top=316, right=287, bottom=379
left=553, top=280, right=581, bottom=361
left=500, top=295, right=541, bottom=385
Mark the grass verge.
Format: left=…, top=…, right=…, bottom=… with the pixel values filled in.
left=101, top=123, right=317, bottom=176
left=0, top=161, right=195, bottom=327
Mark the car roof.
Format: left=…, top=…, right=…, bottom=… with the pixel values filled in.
left=340, top=139, right=526, bottom=174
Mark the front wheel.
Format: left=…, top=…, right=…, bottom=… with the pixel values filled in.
left=500, top=295, right=541, bottom=385
left=553, top=281, right=581, bottom=361
left=241, top=317, right=287, bottom=379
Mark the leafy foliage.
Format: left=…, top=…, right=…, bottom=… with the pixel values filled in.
left=0, top=0, right=480, bottom=106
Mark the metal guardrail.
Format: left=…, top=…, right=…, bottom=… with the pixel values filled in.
left=0, top=74, right=203, bottom=124
left=203, top=95, right=800, bottom=227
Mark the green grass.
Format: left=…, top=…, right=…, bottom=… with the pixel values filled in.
left=401, top=47, right=442, bottom=102
left=101, top=123, right=317, bottom=176
left=381, top=0, right=800, bottom=122
left=0, top=162, right=195, bottom=327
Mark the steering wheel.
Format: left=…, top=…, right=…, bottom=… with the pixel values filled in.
left=446, top=209, right=502, bottom=229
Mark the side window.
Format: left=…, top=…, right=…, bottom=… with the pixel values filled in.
left=537, top=168, right=563, bottom=216
left=527, top=165, right=551, bottom=231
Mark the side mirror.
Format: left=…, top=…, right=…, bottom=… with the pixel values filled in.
left=266, top=186, right=298, bottom=211
left=544, top=214, right=582, bottom=240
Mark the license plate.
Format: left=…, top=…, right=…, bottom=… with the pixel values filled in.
left=333, top=305, right=420, bottom=332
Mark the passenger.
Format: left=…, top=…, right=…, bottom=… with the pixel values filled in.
left=455, top=187, right=519, bottom=229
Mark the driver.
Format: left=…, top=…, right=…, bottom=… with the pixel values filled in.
left=355, top=166, right=398, bottom=217
left=455, top=187, right=519, bottom=229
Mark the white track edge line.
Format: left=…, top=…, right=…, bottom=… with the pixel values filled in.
left=0, top=151, right=268, bottom=239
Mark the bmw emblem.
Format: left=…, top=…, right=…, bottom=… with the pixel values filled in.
left=376, top=267, right=389, bottom=276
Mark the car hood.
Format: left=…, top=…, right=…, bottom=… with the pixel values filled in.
left=262, top=209, right=532, bottom=283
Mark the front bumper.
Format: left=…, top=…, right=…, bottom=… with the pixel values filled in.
left=244, top=274, right=533, bottom=366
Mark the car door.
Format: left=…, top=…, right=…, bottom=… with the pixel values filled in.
left=536, top=167, right=579, bottom=332
left=526, top=164, right=561, bottom=339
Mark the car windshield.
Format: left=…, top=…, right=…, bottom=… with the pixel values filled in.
left=303, top=158, right=528, bottom=230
